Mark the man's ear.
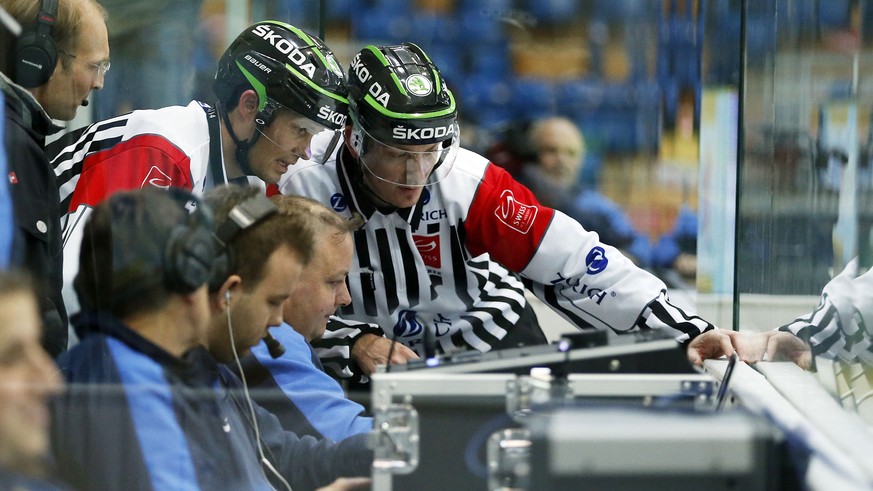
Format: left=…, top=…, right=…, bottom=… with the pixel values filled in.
left=212, top=275, right=242, bottom=312
left=238, top=89, right=260, bottom=118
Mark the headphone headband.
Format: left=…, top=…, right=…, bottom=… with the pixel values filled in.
left=209, top=193, right=278, bottom=291
left=216, top=193, right=278, bottom=244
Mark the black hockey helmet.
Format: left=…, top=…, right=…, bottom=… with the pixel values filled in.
left=213, top=21, right=348, bottom=131
left=347, top=43, right=459, bottom=187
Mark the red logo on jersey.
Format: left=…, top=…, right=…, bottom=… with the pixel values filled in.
left=413, top=234, right=441, bottom=269
left=141, top=166, right=172, bottom=189
left=494, top=189, right=537, bottom=234
left=7, top=172, right=17, bottom=184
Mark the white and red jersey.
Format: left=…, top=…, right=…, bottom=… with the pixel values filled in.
left=51, top=101, right=249, bottom=320
left=278, top=143, right=716, bottom=356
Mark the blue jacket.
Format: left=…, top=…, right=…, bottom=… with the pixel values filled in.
left=240, top=324, right=373, bottom=442
left=51, top=313, right=372, bottom=491
left=0, top=468, right=69, bottom=491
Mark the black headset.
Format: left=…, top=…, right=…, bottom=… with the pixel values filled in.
left=113, top=189, right=218, bottom=299
left=162, top=193, right=220, bottom=294
left=14, top=0, right=58, bottom=88
left=209, top=193, right=278, bottom=291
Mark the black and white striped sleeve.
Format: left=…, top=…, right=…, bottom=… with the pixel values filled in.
left=311, top=316, right=384, bottom=382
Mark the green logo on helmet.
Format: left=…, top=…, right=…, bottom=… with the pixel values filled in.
left=406, top=74, right=432, bottom=97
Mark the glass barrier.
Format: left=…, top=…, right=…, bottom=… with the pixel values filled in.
left=3, top=0, right=873, bottom=487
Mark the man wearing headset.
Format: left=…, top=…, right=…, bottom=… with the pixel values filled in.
left=50, top=20, right=349, bottom=347
left=278, top=43, right=743, bottom=374
left=53, top=187, right=371, bottom=491
left=237, top=193, right=375, bottom=441
left=1, top=0, right=109, bottom=357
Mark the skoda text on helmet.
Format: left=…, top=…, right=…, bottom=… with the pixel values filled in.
left=213, top=21, right=349, bottom=131
left=347, top=43, right=460, bottom=188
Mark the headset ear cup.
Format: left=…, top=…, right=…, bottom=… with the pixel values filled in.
left=209, top=245, right=234, bottom=292
left=14, top=0, right=59, bottom=89
left=164, top=226, right=216, bottom=294
left=14, top=31, right=57, bottom=88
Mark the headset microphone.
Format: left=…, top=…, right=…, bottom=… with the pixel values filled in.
left=80, top=99, right=89, bottom=107
left=263, top=332, right=285, bottom=359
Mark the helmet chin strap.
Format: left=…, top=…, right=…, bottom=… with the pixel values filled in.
left=219, top=103, right=260, bottom=177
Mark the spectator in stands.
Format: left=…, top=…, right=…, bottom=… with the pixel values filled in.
left=523, top=116, right=652, bottom=267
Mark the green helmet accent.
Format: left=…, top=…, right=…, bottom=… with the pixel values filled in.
left=213, top=21, right=349, bottom=130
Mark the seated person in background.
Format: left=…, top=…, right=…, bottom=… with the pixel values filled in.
left=522, top=116, right=652, bottom=267
left=651, top=203, right=698, bottom=284
left=53, top=187, right=371, bottom=491
left=218, top=189, right=378, bottom=441
left=0, top=271, right=66, bottom=490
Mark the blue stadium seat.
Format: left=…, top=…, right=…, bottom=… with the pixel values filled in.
left=422, top=44, right=464, bottom=82
left=324, top=0, right=352, bottom=21
left=351, top=8, right=412, bottom=43
left=467, top=43, right=511, bottom=77
left=556, top=80, right=608, bottom=114
left=818, top=0, right=851, bottom=29
left=524, top=0, right=579, bottom=23
left=369, top=0, right=412, bottom=13
left=511, top=78, right=556, bottom=119
left=458, top=8, right=505, bottom=45
left=411, top=12, right=460, bottom=45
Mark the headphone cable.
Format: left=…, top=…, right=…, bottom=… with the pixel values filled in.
left=226, top=302, right=293, bottom=491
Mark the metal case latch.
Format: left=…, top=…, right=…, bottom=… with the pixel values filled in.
left=370, top=403, right=420, bottom=474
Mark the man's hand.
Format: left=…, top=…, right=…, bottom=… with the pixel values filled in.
left=687, top=329, right=813, bottom=370
left=316, top=477, right=371, bottom=491
left=351, top=334, right=420, bottom=375
left=686, top=329, right=736, bottom=367
left=730, top=331, right=813, bottom=370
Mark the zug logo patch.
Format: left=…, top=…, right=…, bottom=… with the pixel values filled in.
left=329, top=193, right=347, bottom=212
left=393, top=310, right=424, bottom=338
left=585, top=246, right=608, bottom=275
left=551, top=272, right=614, bottom=306
left=494, top=189, right=537, bottom=234
left=413, top=234, right=441, bottom=269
